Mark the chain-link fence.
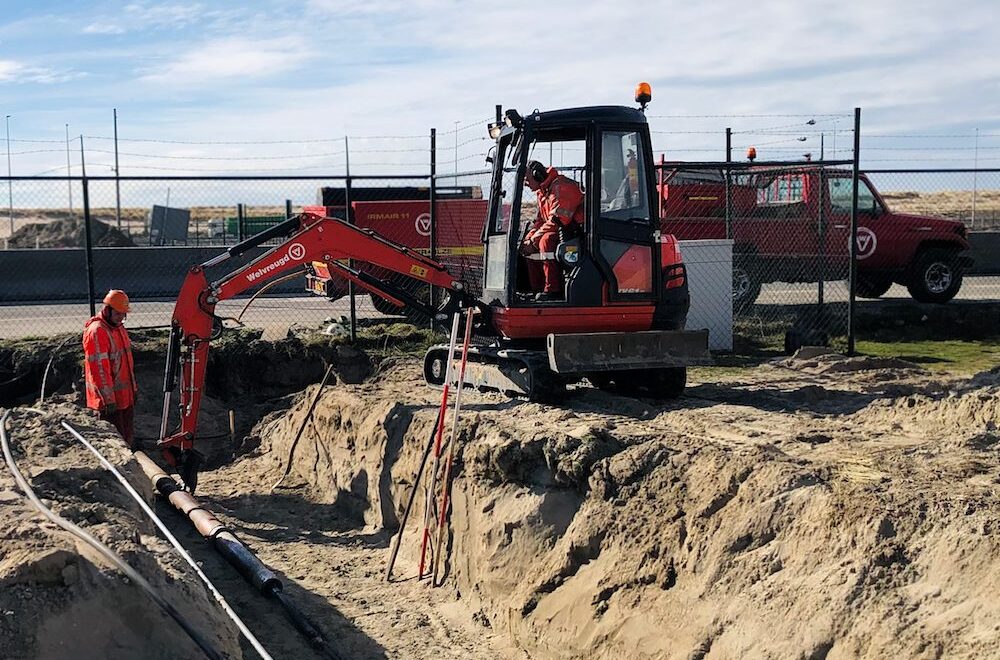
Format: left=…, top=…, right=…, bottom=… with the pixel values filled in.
left=2, top=156, right=998, bottom=355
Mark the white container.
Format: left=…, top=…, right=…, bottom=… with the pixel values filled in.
left=678, top=239, right=733, bottom=351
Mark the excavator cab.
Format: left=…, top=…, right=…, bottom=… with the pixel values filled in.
left=480, top=104, right=689, bottom=339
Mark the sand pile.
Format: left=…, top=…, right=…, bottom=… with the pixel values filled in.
left=0, top=403, right=241, bottom=659
left=7, top=217, right=135, bottom=249
left=242, top=361, right=1000, bottom=659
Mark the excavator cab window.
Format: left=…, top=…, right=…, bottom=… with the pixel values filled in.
left=600, top=130, right=650, bottom=222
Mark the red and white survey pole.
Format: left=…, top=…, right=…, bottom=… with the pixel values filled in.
left=417, top=312, right=462, bottom=579
left=432, top=306, right=476, bottom=585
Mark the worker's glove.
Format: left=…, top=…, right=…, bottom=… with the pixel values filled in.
left=519, top=238, right=539, bottom=257
left=103, top=402, right=118, bottom=415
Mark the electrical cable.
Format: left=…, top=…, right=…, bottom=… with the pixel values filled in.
left=39, top=335, right=78, bottom=404
left=60, top=420, right=275, bottom=660
left=0, top=409, right=223, bottom=660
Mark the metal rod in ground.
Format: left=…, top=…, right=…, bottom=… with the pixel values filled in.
left=385, top=404, right=444, bottom=582
left=271, top=362, right=336, bottom=491
left=60, top=421, right=273, bottom=660
left=432, top=307, right=476, bottom=586
left=0, top=411, right=223, bottom=660
left=131, top=450, right=345, bottom=660
left=418, top=313, right=462, bottom=579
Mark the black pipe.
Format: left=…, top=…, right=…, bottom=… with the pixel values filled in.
left=135, top=453, right=343, bottom=660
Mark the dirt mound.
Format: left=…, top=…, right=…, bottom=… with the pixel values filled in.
left=237, top=363, right=1000, bottom=658
left=779, top=348, right=924, bottom=375
left=8, top=217, right=135, bottom=248
left=0, top=403, right=241, bottom=659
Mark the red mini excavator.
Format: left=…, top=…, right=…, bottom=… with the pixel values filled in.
left=159, top=84, right=711, bottom=490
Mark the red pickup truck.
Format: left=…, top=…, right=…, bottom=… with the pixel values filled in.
left=659, top=166, right=973, bottom=310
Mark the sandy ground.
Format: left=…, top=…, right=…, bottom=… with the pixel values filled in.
left=2, top=349, right=999, bottom=658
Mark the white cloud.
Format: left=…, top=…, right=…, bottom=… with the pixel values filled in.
left=0, top=59, right=79, bottom=84
left=138, top=37, right=315, bottom=85
left=82, top=22, right=127, bottom=35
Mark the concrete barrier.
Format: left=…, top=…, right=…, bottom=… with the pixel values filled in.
left=968, top=231, right=1000, bottom=275
left=0, top=246, right=304, bottom=302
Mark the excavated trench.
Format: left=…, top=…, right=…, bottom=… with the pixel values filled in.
left=231, top=353, right=1000, bottom=659
left=4, top=330, right=1000, bottom=658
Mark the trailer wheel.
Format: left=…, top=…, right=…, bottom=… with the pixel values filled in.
left=906, top=249, right=963, bottom=304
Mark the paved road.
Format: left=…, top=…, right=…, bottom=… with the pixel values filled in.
left=2, top=276, right=999, bottom=339
left=758, top=275, right=1000, bottom=305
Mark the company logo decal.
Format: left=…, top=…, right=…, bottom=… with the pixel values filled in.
left=246, top=243, right=307, bottom=282
left=415, top=213, right=431, bottom=237
left=856, top=227, right=877, bottom=260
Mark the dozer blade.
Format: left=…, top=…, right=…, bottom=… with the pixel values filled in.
left=546, top=329, right=712, bottom=374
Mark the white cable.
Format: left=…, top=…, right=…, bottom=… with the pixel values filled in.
left=60, top=420, right=274, bottom=660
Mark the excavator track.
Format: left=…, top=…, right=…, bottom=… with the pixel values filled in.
left=423, top=344, right=569, bottom=402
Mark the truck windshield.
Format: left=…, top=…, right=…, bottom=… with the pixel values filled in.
left=600, top=130, right=650, bottom=223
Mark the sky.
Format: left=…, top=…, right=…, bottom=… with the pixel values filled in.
left=1, top=0, right=999, bottom=189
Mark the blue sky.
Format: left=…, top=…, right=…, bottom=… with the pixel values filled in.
left=1, top=0, right=999, bottom=179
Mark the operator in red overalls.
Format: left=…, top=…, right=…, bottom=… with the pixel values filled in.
left=519, top=160, right=585, bottom=301
left=83, top=289, right=137, bottom=448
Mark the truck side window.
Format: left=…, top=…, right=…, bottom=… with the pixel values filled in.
left=828, top=178, right=881, bottom=215
left=600, top=131, right=650, bottom=222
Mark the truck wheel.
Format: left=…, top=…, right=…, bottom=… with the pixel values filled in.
left=906, top=249, right=963, bottom=303
left=733, top=260, right=762, bottom=314
left=855, top=275, right=892, bottom=299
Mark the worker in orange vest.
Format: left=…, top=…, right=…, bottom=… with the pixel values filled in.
left=520, top=160, right=585, bottom=301
left=83, top=290, right=137, bottom=448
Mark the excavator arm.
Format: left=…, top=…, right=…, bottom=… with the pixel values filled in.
left=159, top=210, right=470, bottom=490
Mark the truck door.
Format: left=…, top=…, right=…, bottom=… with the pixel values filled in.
left=595, top=129, right=657, bottom=301
left=824, top=174, right=884, bottom=271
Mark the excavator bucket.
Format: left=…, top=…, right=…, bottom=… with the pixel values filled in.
left=546, top=329, right=712, bottom=373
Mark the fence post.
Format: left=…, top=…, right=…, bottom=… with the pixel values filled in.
left=345, top=136, right=357, bottom=343
left=285, top=199, right=292, bottom=219
left=817, top=166, right=826, bottom=307
left=725, top=127, right=732, bottom=239
left=82, top=177, right=97, bottom=317
left=429, top=128, right=437, bottom=327
left=847, top=107, right=862, bottom=356
left=237, top=203, right=245, bottom=242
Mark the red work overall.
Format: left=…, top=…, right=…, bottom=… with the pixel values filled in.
left=525, top=168, right=584, bottom=293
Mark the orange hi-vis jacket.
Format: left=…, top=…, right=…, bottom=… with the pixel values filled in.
left=83, top=314, right=136, bottom=410
left=527, top=167, right=585, bottom=239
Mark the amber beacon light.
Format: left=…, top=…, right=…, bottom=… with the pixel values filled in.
left=635, top=82, right=652, bottom=110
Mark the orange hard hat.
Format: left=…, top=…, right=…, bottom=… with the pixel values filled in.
left=103, top=289, right=130, bottom=313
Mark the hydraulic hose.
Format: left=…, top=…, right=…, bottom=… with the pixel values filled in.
left=1, top=409, right=223, bottom=660
left=60, top=420, right=273, bottom=660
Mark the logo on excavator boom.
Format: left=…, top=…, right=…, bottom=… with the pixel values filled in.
left=246, top=243, right=307, bottom=283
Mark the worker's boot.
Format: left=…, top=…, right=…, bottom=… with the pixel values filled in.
left=535, top=291, right=562, bottom=302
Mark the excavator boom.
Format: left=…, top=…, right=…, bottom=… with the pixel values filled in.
left=159, top=211, right=470, bottom=490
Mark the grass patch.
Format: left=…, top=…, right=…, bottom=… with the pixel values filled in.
left=855, top=338, right=1000, bottom=375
